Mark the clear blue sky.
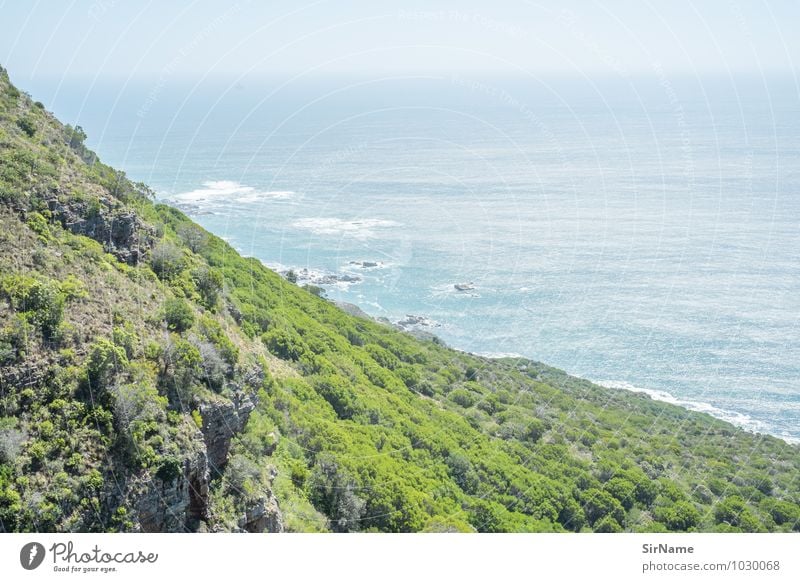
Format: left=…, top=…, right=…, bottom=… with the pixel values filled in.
left=1, top=0, right=798, bottom=82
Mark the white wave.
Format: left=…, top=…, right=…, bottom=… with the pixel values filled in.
left=292, top=217, right=400, bottom=240
left=479, top=351, right=526, bottom=359
left=172, top=181, right=294, bottom=204
left=596, top=379, right=775, bottom=437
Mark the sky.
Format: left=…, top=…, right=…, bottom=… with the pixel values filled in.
left=1, top=0, right=799, bottom=85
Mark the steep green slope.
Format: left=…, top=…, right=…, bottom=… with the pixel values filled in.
left=0, top=65, right=798, bottom=533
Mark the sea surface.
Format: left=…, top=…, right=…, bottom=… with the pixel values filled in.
left=24, top=74, right=800, bottom=443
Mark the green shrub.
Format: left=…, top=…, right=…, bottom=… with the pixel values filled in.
left=26, top=212, right=50, bottom=241
left=193, top=266, right=223, bottom=309
left=582, top=488, right=625, bottom=526
left=163, top=297, right=194, bottom=332
left=161, top=337, right=202, bottom=405
left=594, top=515, right=623, bottom=532
left=655, top=501, right=701, bottom=531
left=365, top=344, right=400, bottom=370
left=86, top=339, right=129, bottom=389
left=155, top=457, right=182, bottom=483
left=307, top=454, right=365, bottom=532
left=112, top=323, right=138, bottom=358
left=714, top=496, right=761, bottom=532
left=1, top=274, right=65, bottom=340
left=760, top=498, right=800, bottom=529
left=262, top=327, right=305, bottom=361
left=604, top=477, right=636, bottom=510
left=449, top=389, right=476, bottom=408
left=16, top=117, right=36, bottom=137
left=150, top=241, right=184, bottom=280
left=445, top=453, right=479, bottom=494
left=313, top=375, right=360, bottom=420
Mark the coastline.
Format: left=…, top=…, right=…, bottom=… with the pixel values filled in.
left=285, top=274, right=799, bottom=447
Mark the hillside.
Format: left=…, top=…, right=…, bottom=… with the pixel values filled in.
left=0, top=64, right=798, bottom=533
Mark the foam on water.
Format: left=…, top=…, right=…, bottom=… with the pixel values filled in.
left=596, top=379, right=776, bottom=436
left=170, top=180, right=295, bottom=205
left=292, top=217, right=400, bottom=240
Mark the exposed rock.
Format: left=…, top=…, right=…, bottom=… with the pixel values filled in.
left=46, top=197, right=155, bottom=265
left=349, top=260, right=382, bottom=268
left=238, top=493, right=284, bottom=533
left=396, top=314, right=440, bottom=329
left=134, top=448, right=210, bottom=532
left=0, top=355, right=52, bottom=391
left=288, top=267, right=361, bottom=286
left=198, top=392, right=257, bottom=476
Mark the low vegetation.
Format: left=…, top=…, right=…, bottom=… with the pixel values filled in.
left=0, top=64, right=798, bottom=532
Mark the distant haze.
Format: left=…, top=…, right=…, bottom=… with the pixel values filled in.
left=1, top=0, right=799, bottom=83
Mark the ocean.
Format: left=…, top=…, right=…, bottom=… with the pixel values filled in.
left=23, top=74, right=800, bottom=443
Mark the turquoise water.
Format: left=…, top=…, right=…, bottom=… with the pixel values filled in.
left=26, top=75, right=800, bottom=442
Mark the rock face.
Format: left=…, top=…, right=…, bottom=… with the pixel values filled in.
left=198, top=392, right=256, bottom=476
left=0, top=354, right=52, bottom=391
left=135, top=449, right=210, bottom=533
left=132, top=391, right=284, bottom=533
left=47, top=197, right=154, bottom=265
left=238, top=494, right=284, bottom=533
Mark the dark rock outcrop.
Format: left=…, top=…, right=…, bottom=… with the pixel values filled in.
left=198, top=392, right=257, bottom=475
left=46, top=197, right=154, bottom=265
left=134, top=448, right=210, bottom=532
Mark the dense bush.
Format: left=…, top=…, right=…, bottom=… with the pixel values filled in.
left=16, top=117, right=36, bottom=137
left=307, top=455, right=366, bottom=532
left=582, top=488, right=625, bottom=527
left=714, top=496, right=762, bottom=532
left=655, top=501, right=701, bottom=531
left=150, top=241, right=184, bottom=280
left=162, top=297, right=194, bottom=332
left=1, top=275, right=65, bottom=339
left=86, top=338, right=129, bottom=390
left=262, top=327, right=305, bottom=361
left=193, top=266, right=223, bottom=309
